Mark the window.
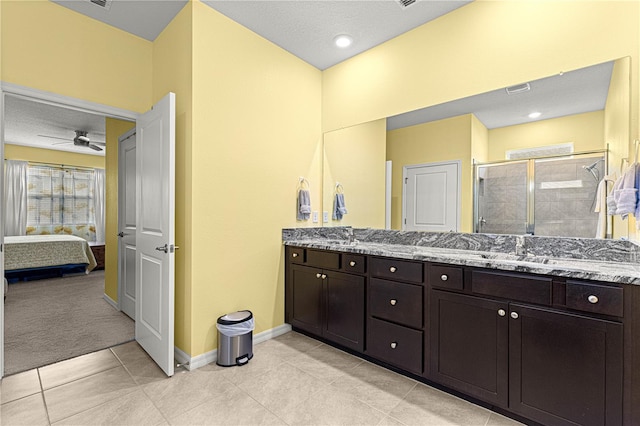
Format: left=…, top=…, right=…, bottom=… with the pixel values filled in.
left=26, top=165, right=97, bottom=241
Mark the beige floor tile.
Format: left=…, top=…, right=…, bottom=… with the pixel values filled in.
left=44, top=366, right=138, bottom=423
left=331, top=360, right=417, bottom=414
left=389, top=383, right=492, bottom=426
left=142, top=368, right=234, bottom=419
left=269, top=331, right=324, bottom=355
left=1, top=393, right=49, bottom=426
left=377, top=415, right=406, bottom=426
left=289, top=343, right=363, bottom=383
left=201, top=345, right=287, bottom=386
left=52, top=389, right=166, bottom=426
left=237, top=362, right=327, bottom=418
left=111, top=341, right=151, bottom=366
left=486, top=412, right=526, bottom=425
left=39, top=349, right=121, bottom=390
left=1, top=369, right=42, bottom=404
left=169, top=385, right=285, bottom=425
left=279, top=384, right=385, bottom=426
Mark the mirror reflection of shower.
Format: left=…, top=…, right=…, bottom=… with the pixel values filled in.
left=474, top=151, right=607, bottom=238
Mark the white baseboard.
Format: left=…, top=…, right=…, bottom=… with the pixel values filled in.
left=174, top=323, right=293, bottom=371
left=103, top=293, right=119, bottom=310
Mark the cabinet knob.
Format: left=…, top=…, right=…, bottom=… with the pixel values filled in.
left=389, top=266, right=397, bottom=273
left=316, top=273, right=322, bottom=279
left=292, top=252, right=298, bottom=258
left=440, top=274, right=448, bottom=281
left=498, top=309, right=506, bottom=317
left=588, top=295, right=599, bottom=304
left=510, top=311, right=519, bottom=319
left=390, top=299, right=397, bottom=306
left=349, top=261, right=356, bottom=267
left=321, top=274, right=327, bottom=280
left=390, top=342, right=397, bottom=349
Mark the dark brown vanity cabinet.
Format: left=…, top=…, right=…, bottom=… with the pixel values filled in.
left=286, top=247, right=365, bottom=352
left=430, top=270, right=624, bottom=426
left=366, top=257, right=424, bottom=375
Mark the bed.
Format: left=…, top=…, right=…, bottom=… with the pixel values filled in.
left=4, top=235, right=98, bottom=282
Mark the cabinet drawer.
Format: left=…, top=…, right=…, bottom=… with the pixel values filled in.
left=367, top=317, right=423, bottom=375
left=306, top=249, right=340, bottom=270
left=370, top=278, right=422, bottom=328
left=566, top=281, right=623, bottom=317
left=471, top=270, right=552, bottom=305
left=288, top=247, right=305, bottom=264
left=370, top=257, right=423, bottom=284
left=341, top=254, right=366, bottom=274
left=429, top=264, right=463, bottom=290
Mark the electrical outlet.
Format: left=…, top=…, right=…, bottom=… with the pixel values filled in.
left=312, top=211, right=318, bottom=223
left=323, top=211, right=329, bottom=223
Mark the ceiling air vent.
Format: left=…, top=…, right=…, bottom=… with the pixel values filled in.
left=505, top=83, right=531, bottom=95
left=396, top=0, right=418, bottom=9
left=88, top=0, right=112, bottom=10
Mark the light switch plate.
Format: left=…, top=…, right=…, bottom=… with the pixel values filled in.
left=323, top=211, right=329, bottom=223
left=312, top=211, right=318, bottom=223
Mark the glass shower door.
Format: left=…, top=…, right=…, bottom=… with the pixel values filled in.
left=476, top=161, right=528, bottom=235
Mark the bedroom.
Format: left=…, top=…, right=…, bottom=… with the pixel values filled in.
left=2, top=93, right=135, bottom=375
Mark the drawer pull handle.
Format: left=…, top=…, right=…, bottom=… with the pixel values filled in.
left=349, top=261, right=356, bottom=267
left=292, top=253, right=299, bottom=258
left=510, top=311, right=519, bottom=319
left=588, top=295, right=599, bottom=304
left=321, top=274, right=327, bottom=280
left=390, top=342, right=397, bottom=349
left=440, top=274, right=448, bottom=281
left=498, top=309, right=506, bottom=317
left=316, top=273, right=322, bottom=278
left=390, top=299, right=397, bottom=306
left=390, top=266, right=397, bottom=273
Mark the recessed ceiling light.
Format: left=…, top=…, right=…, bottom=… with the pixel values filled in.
left=528, top=112, right=542, bottom=119
left=334, top=34, right=353, bottom=48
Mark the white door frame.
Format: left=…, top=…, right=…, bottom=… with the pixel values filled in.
left=0, top=82, right=138, bottom=378
left=117, top=127, right=137, bottom=319
left=402, top=160, right=461, bottom=232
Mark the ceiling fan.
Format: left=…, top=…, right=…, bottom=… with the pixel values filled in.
left=38, top=130, right=105, bottom=151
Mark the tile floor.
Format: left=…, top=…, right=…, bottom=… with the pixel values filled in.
left=1, top=331, right=524, bottom=425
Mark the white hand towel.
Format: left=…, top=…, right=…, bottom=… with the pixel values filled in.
left=332, top=193, right=347, bottom=220
left=297, top=189, right=311, bottom=220
left=615, top=163, right=638, bottom=217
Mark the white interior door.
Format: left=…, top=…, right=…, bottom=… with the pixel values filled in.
left=403, top=161, right=460, bottom=232
left=118, top=129, right=136, bottom=320
left=1, top=90, right=5, bottom=378
left=135, top=93, right=176, bottom=377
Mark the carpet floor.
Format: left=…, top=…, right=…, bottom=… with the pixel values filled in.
left=4, top=270, right=134, bottom=376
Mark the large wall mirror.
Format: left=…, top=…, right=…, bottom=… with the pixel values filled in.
left=322, top=56, right=631, bottom=239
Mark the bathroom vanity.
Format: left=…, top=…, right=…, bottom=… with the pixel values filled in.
left=283, top=228, right=640, bottom=426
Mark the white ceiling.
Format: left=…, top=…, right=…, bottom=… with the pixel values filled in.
left=3, top=0, right=614, bottom=155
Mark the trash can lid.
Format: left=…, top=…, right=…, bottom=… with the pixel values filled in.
left=217, top=310, right=253, bottom=325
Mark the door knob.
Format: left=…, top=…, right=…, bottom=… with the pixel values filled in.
left=390, top=299, right=397, bottom=306
left=510, top=312, right=519, bottom=319
left=117, top=232, right=127, bottom=238
left=498, top=309, right=506, bottom=317
left=155, top=244, right=168, bottom=253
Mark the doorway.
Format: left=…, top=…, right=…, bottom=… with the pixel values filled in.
left=0, top=83, right=138, bottom=378
left=402, top=161, right=461, bottom=232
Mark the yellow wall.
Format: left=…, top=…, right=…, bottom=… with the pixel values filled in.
left=322, top=1, right=639, bottom=144
left=1, top=0, right=152, bottom=113
left=189, top=1, right=322, bottom=356
left=471, top=114, right=489, bottom=164
left=4, top=144, right=105, bottom=169
left=387, top=114, right=473, bottom=231
left=151, top=1, right=193, bottom=356
left=487, top=111, right=605, bottom=162
left=323, top=119, right=387, bottom=228
left=103, top=118, right=135, bottom=302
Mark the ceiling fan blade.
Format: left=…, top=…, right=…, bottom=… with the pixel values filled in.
left=88, top=144, right=103, bottom=151
left=38, top=134, right=72, bottom=141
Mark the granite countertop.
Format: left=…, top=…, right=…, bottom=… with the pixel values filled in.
left=283, top=228, right=640, bottom=285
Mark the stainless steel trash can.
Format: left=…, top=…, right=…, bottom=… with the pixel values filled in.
left=216, top=310, right=254, bottom=367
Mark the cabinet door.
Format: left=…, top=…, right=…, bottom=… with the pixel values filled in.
left=509, top=304, right=623, bottom=426
left=290, top=264, right=324, bottom=336
left=324, top=271, right=365, bottom=352
left=430, top=290, right=509, bottom=407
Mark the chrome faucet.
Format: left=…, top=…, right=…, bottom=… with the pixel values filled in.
left=515, top=235, right=527, bottom=256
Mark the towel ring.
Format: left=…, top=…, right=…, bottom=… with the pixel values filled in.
left=299, top=176, right=309, bottom=189
left=335, top=182, right=344, bottom=194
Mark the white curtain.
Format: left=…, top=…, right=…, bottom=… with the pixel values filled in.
left=4, top=160, right=28, bottom=236
left=93, top=169, right=106, bottom=243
